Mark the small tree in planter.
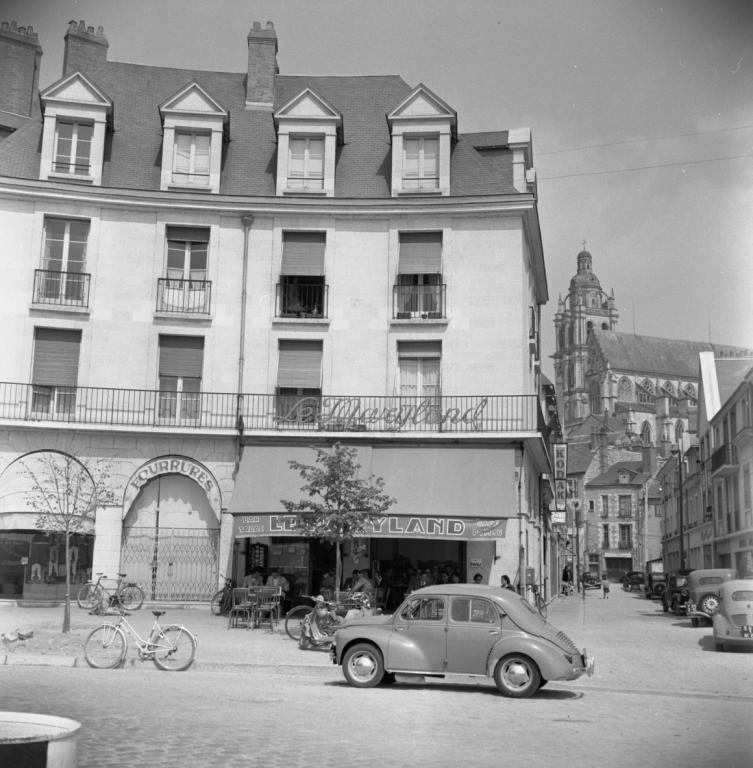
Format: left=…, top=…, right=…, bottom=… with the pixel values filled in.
left=20, top=450, right=115, bottom=633
left=281, top=442, right=395, bottom=596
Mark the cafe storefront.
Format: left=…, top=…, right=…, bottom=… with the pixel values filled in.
left=228, top=440, right=528, bottom=606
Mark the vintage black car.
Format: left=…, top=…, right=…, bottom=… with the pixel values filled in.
left=644, top=572, right=666, bottom=599
left=621, top=571, right=646, bottom=592
left=662, top=570, right=694, bottom=614
left=582, top=572, right=600, bottom=590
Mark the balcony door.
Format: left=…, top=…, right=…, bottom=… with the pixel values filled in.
left=41, top=218, right=88, bottom=304
left=158, top=335, right=203, bottom=423
left=31, top=327, right=81, bottom=417
left=164, top=227, right=209, bottom=313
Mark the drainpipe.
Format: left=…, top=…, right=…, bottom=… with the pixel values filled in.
left=234, top=215, right=254, bottom=477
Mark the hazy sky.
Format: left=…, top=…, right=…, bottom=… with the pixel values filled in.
left=5, top=0, right=753, bottom=375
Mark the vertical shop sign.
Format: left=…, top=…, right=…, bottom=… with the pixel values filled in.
left=553, top=442, right=567, bottom=512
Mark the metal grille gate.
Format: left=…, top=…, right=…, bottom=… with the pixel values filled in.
left=121, top=526, right=219, bottom=601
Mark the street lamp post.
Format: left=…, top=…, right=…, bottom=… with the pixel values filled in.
left=671, top=446, right=685, bottom=570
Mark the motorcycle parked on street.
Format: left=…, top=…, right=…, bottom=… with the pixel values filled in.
left=298, top=593, right=374, bottom=650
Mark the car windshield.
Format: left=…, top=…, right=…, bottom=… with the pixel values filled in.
left=731, top=590, right=753, bottom=601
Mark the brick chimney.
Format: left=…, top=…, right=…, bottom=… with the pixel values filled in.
left=63, top=20, right=108, bottom=77
left=0, top=21, right=42, bottom=118
left=246, top=21, right=278, bottom=109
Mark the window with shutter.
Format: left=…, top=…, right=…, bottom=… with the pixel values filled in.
left=158, top=335, right=204, bottom=422
left=31, top=328, right=81, bottom=416
left=276, top=340, right=323, bottom=425
left=279, top=232, right=326, bottom=318
left=395, top=232, right=443, bottom=319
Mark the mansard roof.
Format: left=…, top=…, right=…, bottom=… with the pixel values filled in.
left=590, top=330, right=752, bottom=378
left=586, top=460, right=647, bottom=487
left=0, top=57, right=521, bottom=198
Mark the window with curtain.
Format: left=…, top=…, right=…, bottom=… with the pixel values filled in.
left=398, top=341, right=441, bottom=426
left=279, top=232, right=326, bottom=317
left=158, top=335, right=204, bottom=422
left=53, top=120, right=93, bottom=175
left=402, top=136, right=439, bottom=191
left=287, top=137, right=324, bottom=191
left=600, top=495, right=609, bottom=518
left=161, top=227, right=210, bottom=313
left=396, top=232, right=442, bottom=318
left=276, top=339, right=323, bottom=424
left=38, top=218, right=89, bottom=304
left=31, top=327, right=81, bottom=416
left=172, top=131, right=210, bottom=186
left=618, top=524, right=632, bottom=549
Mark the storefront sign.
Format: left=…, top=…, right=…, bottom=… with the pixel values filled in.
left=553, top=443, right=567, bottom=512
left=235, top=514, right=508, bottom=540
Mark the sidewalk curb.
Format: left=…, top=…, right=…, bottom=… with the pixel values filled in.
left=3, top=654, right=78, bottom=667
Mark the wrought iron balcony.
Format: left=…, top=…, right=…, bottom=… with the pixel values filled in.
left=710, top=443, right=738, bottom=477
left=275, top=281, right=328, bottom=319
left=393, top=284, right=446, bottom=320
left=156, top=278, right=212, bottom=314
left=0, top=382, right=547, bottom=435
left=33, top=269, right=90, bottom=308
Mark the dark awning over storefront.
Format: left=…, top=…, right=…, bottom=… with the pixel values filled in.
left=228, top=443, right=517, bottom=540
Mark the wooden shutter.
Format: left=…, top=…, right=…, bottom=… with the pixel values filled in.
left=32, top=328, right=81, bottom=386
left=398, top=232, right=442, bottom=274
left=281, top=232, right=326, bottom=276
left=277, top=340, right=322, bottom=388
left=159, top=335, right=204, bottom=377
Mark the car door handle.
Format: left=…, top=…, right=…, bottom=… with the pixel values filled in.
left=488, top=629, right=501, bottom=635
left=395, top=626, right=406, bottom=632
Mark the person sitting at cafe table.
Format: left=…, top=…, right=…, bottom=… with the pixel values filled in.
left=243, top=568, right=264, bottom=588
left=352, top=569, right=375, bottom=598
left=266, top=568, right=290, bottom=594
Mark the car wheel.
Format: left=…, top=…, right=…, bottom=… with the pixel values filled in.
left=342, top=643, right=385, bottom=688
left=655, top=584, right=666, bottom=598
left=715, top=642, right=725, bottom=652
left=698, top=593, right=720, bottom=616
left=493, top=654, right=542, bottom=698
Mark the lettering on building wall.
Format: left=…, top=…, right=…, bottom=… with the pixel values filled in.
left=129, top=457, right=214, bottom=494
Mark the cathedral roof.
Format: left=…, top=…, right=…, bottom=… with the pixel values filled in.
left=591, top=330, right=752, bottom=378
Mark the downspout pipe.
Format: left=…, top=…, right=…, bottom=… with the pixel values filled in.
left=235, top=215, right=254, bottom=477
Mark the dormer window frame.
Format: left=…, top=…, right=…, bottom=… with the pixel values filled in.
left=39, top=72, right=113, bottom=186
left=387, top=84, right=456, bottom=198
left=158, top=81, right=228, bottom=195
left=274, top=88, right=342, bottom=198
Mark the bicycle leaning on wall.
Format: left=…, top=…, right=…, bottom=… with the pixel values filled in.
left=77, top=572, right=145, bottom=612
left=83, top=608, right=197, bottom=671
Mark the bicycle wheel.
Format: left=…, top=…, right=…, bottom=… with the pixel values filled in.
left=210, top=589, right=224, bottom=616
left=77, top=584, right=101, bottom=610
left=118, top=584, right=145, bottom=611
left=84, top=624, right=126, bottom=669
left=152, top=626, right=197, bottom=671
left=285, top=605, right=311, bottom=640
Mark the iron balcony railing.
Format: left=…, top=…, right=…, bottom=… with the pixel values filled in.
left=710, top=443, right=738, bottom=476
left=156, top=278, right=212, bottom=314
left=393, top=284, right=446, bottom=319
left=0, top=382, right=547, bottom=434
left=275, top=282, right=329, bottom=319
left=33, top=269, right=91, bottom=308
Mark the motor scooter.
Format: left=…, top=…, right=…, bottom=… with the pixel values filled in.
left=298, top=593, right=374, bottom=650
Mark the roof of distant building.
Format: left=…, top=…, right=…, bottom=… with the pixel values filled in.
left=714, top=357, right=753, bottom=402
left=586, top=460, right=650, bottom=487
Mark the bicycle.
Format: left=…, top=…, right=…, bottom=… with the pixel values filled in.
left=210, top=574, right=234, bottom=616
left=528, top=583, right=548, bottom=619
left=77, top=572, right=145, bottom=612
left=83, top=608, right=197, bottom=671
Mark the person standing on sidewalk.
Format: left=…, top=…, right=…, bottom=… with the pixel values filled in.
left=601, top=573, right=610, bottom=599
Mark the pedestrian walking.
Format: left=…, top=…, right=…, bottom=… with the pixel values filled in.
left=601, top=572, right=610, bottom=599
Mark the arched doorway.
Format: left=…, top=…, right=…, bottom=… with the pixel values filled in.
left=121, top=457, right=221, bottom=601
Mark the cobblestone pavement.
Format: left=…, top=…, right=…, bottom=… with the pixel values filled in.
left=1, top=588, right=752, bottom=767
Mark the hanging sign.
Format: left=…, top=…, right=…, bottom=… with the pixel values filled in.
left=553, top=443, right=568, bottom=512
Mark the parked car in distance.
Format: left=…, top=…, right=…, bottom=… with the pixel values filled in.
left=645, top=572, right=667, bottom=600
left=621, top=571, right=646, bottom=592
left=662, top=570, right=694, bottom=614
left=686, top=569, right=737, bottom=626
left=712, top=579, right=753, bottom=652
left=582, top=572, right=600, bottom=590
left=330, top=584, right=595, bottom=698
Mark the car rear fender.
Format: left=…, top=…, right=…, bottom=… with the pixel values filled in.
left=487, top=636, right=570, bottom=681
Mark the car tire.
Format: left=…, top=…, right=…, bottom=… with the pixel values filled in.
left=715, top=642, right=725, bottom=652
left=697, top=593, right=720, bottom=616
left=654, top=583, right=666, bottom=598
left=493, top=654, right=542, bottom=698
left=342, top=643, right=385, bottom=688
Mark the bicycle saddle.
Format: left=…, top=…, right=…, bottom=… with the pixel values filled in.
left=152, top=610, right=166, bottom=617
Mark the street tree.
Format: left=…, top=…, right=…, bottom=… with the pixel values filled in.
left=20, top=450, right=115, bottom=633
left=281, top=442, right=395, bottom=594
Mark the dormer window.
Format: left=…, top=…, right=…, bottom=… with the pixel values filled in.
left=387, top=84, right=456, bottom=197
left=288, top=137, right=324, bottom=191
left=274, top=88, right=341, bottom=197
left=39, top=72, right=112, bottom=185
left=158, top=81, right=228, bottom=194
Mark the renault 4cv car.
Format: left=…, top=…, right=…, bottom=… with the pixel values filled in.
left=330, top=584, right=594, bottom=698
left=686, top=568, right=736, bottom=626
left=712, top=579, right=753, bottom=652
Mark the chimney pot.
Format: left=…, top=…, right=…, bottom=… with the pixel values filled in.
left=87, top=26, right=94, bottom=34
left=253, top=21, right=261, bottom=30
left=18, top=26, right=25, bottom=34
left=10, top=21, right=17, bottom=31
left=1, top=22, right=8, bottom=30
left=97, top=26, right=104, bottom=36
left=266, top=21, right=274, bottom=28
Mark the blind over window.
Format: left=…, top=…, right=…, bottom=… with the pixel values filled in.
left=398, top=232, right=442, bottom=274
left=159, top=335, right=204, bottom=378
left=397, top=340, right=441, bottom=358
left=166, top=226, right=210, bottom=243
left=32, top=328, right=81, bottom=386
left=277, top=340, right=323, bottom=388
left=281, top=232, right=326, bottom=276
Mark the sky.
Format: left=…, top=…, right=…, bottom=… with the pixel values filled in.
left=5, top=0, right=753, bottom=377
